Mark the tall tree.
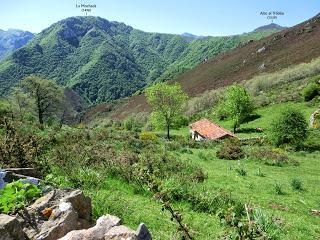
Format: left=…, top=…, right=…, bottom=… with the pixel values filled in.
left=145, top=82, right=188, bottom=139
left=225, top=85, right=254, bottom=133
left=20, top=75, right=64, bottom=125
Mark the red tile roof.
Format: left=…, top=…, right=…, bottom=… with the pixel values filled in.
left=190, top=118, right=234, bottom=140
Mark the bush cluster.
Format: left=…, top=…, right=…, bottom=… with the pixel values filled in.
left=302, top=82, right=320, bottom=101
left=139, top=131, right=157, bottom=141
left=216, top=138, right=245, bottom=160
left=0, top=119, right=44, bottom=170
left=269, top=108, right=308, bottom=147
left=247, top=147, right=296, bottom=166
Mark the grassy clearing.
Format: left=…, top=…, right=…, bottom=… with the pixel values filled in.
left=178, top=148, right=320, bottom=239
left=151, top=100, right=320, bottom=239
left=85, top=177, right=224, bottom=240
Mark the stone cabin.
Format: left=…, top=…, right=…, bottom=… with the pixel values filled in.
left=190, top=118, right=234, bottom=141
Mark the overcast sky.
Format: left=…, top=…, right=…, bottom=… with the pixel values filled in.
left=1, top=0, right=319, bottom=36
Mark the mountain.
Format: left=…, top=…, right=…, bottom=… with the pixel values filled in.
left=254, top=23, right=286, bottom=32
left=0, top=29, right=35, bottom=60
left=181, top=32, right=206, bottom=38
left=0, top=16, right=278, bottom=104
left=101, top=14, right=320, bottom=120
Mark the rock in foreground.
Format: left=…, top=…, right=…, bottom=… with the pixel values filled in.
left=59, top=215, right=151, bottom=240
left=0, top=188, right=151, bottom=240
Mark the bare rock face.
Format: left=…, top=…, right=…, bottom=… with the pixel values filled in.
left=0, top=214, right=25, bottom=240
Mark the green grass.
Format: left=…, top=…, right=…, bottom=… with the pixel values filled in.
left=148, top=101, right=320, bottom=239
left=82, top=176, right=223, bottom=240
left=90, top=137, right=320, bottom=239
left=177, top=148, right=320, bottom=239
left=221, top=102, right=316, bottom=138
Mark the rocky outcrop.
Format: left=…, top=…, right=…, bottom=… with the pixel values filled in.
left=59, top=215, right=151, bottom=240
left=17, top=189, right=92, bottom=240
left=0, top=187, right=152, bottom=240
left=0, top=214, right=25, bottom=240
left=59, top=214, right=149, bottom=240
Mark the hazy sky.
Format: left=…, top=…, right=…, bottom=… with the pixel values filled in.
left=1, top=0, right=319, bottom=36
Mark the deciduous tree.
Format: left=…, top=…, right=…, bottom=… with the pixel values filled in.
left=145, top=82, right=188, bottom=139
left=225, top=85, right=254, bottom=133
left=20, top=75, right=64, bottom=125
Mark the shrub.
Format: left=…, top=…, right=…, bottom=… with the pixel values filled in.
left=220, top=204, right=282, bottom=239
left=111, top=121, right=122, bottom=130
left=248, top=147, right=295, bottom=166
left=164, top=140, right=184, bottom=151
left=254, top=94, right=270, bottom=107
left=0, top=180, right=42, bottom=214
left=216, top=138, right=245, bottom=160
left=252, top=208, right=281, bottom=238
left=291, top=178, right=303, bottom=191
left=235, top=167, right=247, bottom=176
left=123, top=116, right=135, bottom=131
left=302, top=82, right=320, bottom=101
left=299, top=129, right=320, bottom=151
left=123, top=114, right=146, bottom=132
left=0, top=119, right=44, bottom=169
left=139, top=131, right=157, bottom=141
left=274, top=183, right=285, bottom=195
left=270, top=108, right=308, bottom=147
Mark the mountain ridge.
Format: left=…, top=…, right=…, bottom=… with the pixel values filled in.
left=99, top=13, right=320, bottom=120
left=254, top=23, right=286, bottom=32
left=0, top=29, right=35, bottom=60
left=181, top=32, right=206, bottom=38
left=0, top=16, right=280, bottom=103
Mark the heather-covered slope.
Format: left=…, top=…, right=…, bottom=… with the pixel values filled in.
left=105, top=14, right=320, bottom=120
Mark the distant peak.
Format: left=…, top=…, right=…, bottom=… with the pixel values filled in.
left=181, top=32, right=207, bottom=39
left=254, top=23, right=286, bottom=32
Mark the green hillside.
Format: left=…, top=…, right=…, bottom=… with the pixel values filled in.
left=0, top=16, right=279, bottom=103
